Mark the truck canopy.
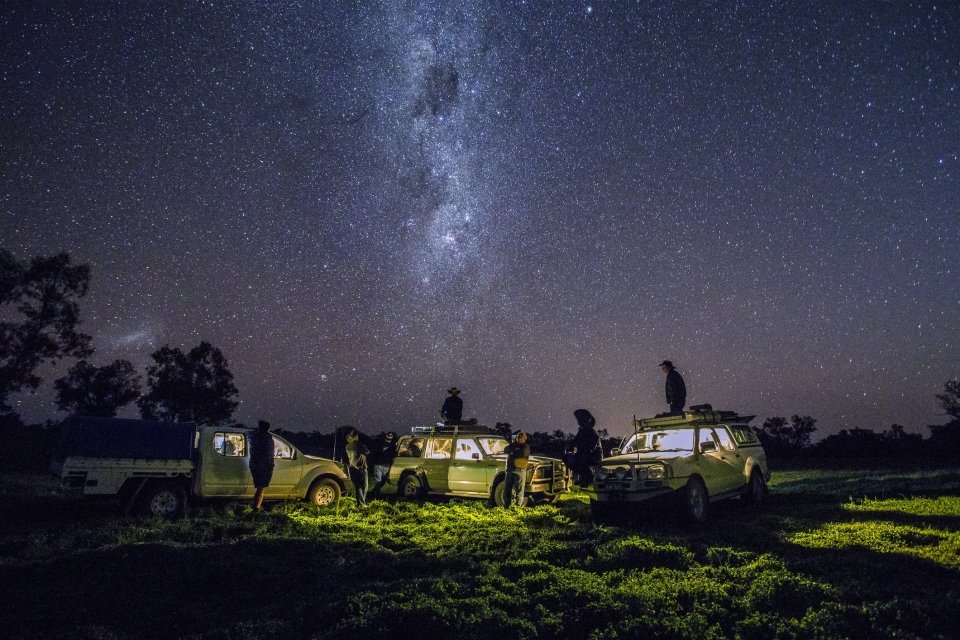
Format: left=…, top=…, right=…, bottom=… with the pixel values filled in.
left=58, top=416, right=197, bottom=461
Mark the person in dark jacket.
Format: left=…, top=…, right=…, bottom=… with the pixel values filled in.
left=441, top=387, right=463, bottom=424
left=250, top=420, right=275, bottom=512
left=571, top=409, right=602, bottom=487
left=502, top=431, right=530, bottom=507
left=659, top=360, right=687, bottom=413
left=369, top=431, right=397, bottom=499
left=345, top=428, right=370, bottom=507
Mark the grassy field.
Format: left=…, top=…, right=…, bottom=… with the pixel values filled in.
left=1, top=468, right=959, bottom=640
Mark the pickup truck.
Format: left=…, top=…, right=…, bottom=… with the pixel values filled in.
left=55, top=416, right=350, bottom=517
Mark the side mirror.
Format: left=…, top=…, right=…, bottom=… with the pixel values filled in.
left=610, top=448, right=621, bottom=456
left=700, top=441, right=718, bottom=454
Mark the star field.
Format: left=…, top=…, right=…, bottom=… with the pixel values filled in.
left=2, top=2, right=958, bottom=437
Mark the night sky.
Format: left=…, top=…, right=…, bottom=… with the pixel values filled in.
left=2, top=2, right=958, bottom=438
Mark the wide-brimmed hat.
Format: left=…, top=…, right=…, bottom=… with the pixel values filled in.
left=574, top=409, right=596, bottom=429
left=658, top=360, right=673, bottom=368
left=447, top=387, right=460, bottom=395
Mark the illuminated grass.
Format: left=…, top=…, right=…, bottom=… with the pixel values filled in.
left=2, top=471, right=960, bottom=639
left=787, top=496, right=960, bottom=569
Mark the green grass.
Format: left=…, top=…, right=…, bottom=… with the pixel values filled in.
left=1, top=469, right=959, bottom=639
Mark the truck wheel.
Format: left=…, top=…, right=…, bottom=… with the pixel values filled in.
left=140, top=481, right=186, bottom=518
left=681, top=477, right=708, bottom=523
left=493, top=475, right=525, bottom=507
left=398, top=473, right=425, bottom=499
left=742, top=470, right=766, bottom=507
left=306, top=478, right=341, bottom=507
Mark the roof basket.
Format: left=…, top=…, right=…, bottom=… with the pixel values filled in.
left=410, top=423, right=496, bottom=436
left=633, top=409, right=754, bottom=430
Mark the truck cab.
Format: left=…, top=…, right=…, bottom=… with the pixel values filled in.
left=57, top=417, right=349, bottom=517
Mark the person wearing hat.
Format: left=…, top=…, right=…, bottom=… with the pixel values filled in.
left=369, top=431, right=398, bottom=499
left=250, top=420, right=275, bottom=512
left=571, top=409, right=602, bottom=487
left=659, top=360, right=687, bottom=413
left=441, top=386, right=463, bottom=425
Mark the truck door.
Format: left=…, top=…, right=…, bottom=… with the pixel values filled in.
left=448, top=437, right=486, bottom=495
left=697, top=427, right=742, bottom=495
left=263, top=435, right=304, bottom=497
left=198, top=430, right=250, bottom=496
left=420, top=437, right=452, bottom=493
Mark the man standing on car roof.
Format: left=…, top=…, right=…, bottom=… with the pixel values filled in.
left=660, top=360, right=687, bottom=413
left=441, top=386, right=463, bottom=425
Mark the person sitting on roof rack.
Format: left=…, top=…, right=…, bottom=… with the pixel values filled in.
left=441, top=386, right=464, bottom=425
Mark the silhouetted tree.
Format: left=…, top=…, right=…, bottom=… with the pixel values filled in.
left=928, top=378, right=960, bottom=453
left=138, top=341, right=238, bottom=424
left=55, top=359, right=141, bottom=417
left=756, top=415, right=817, bottom=454
left=0, top=249, right=92, bottom=414
left=935, top=379, right=960, bottom=422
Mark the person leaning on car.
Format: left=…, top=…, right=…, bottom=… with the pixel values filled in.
left=502, top=431, right=530, bottom=507
left=345, top=428, right=370, bottom=508
left=369, top=431, right=397, bottom=499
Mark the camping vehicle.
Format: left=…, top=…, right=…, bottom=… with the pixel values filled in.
left=54, top=416, right=349, bottom=517
left=588, top=408, right=769, bottom=523
left=388, top=424, right=570, bottom=505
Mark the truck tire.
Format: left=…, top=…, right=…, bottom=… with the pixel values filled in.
left=493, top=474, right=526, bottom=507
left=139, top=481, right=186, bottom=518
left=398, top=473, right=426, bottom=500
left=306, top=477, right=341, bottom=507
left=681, top=477, right=708, bottom=523
left=742, top=470, right=766, bottom=507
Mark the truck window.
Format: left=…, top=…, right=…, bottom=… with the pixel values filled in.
left=454, top=438, right=482, bottom=460
left=425, top=437, right=452, bottom=459
left=214, top=432, right=245, bottom=457
left=730, top=425, right=758, bottom=445
left=714, top=427, right=734, bottom=451
left=272, top=437, right=295, bottom=460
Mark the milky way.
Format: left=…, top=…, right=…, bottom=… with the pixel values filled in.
left=2, top=2, right=958, bottom=437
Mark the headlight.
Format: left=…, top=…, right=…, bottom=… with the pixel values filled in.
left=645, top=465, right=666, bottom=480
left=595, top=467, right=609, bottom=480
left=613, top=466, right=630, bottom=480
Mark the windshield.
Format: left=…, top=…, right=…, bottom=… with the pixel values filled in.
left=621, top=429, right=695, bottom=454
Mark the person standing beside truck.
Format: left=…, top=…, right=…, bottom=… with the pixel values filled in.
left=502, top=431, right=530, bottom=507
left=250, top=420, right=275, bottom=512
left=572, top=409, right=603, bottom=487
left=345, top=428, right=370, bottom=507
left=659, top=360, right=687, bottom=413
left=369, top=431, right=397, bottom=499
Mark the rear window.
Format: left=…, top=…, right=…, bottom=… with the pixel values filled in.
left=729, top=425, right=759, bottom=446
left=214, top=432, right=245, bottom=457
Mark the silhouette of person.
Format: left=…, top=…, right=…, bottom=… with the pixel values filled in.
left=441, top=387, right=463, bottom=425
left=572, top=409, right=602, bottom=487
left=250, top=420, right=275, bottom=512
left=369, top=431, right=397, bottom=498
left=345, top=428, right=370, bottom=507
left=659, top=360, right=687, bottom=413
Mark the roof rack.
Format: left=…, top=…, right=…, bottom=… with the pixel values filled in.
left=632, top=409, right=754, bottom=431
left=410, top=423, right=496, bottom=436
